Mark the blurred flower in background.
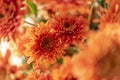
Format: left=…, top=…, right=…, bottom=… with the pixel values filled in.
left=0, top=0, right=27, bottom=41
left=0, top=49, right=26, bottom=80
left=72, top=23, right=120, bottom=80
left=1, top=0, right=120, bottom=80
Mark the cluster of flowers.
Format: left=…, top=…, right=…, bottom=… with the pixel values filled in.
left=0, top=0, right=120, bottom=80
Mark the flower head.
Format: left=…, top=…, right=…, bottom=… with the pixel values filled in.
left=25, top=22, right=64, bottom=65
left=52, top=15, right=88, bottom=44
left=51, top=57, right=78, bottom=80
left=0, top=50, right=26, bottom=80
left=72, top=23, right=120, bottom=80
left=42, top=0, right=90, bottom=18
left=0, top=0, right=27, bottom=41
left=25, top=69, right=53, bottom=80
left=97, top=0, right=120, bottom=29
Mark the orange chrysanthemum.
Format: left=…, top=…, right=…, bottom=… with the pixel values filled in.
left=0, top=50, right=26, bottom=80
left=25, top=22, right=64, bottom=65
left=25, top=69, right=53, bottom=80
left=72, top=23, right=120, bottom=80
left=51, top=57, right=78, bottom=80
left=52, top=15, right=88, bottom=44
left=0, top=0, right=27, bottom=41
left=97, top=0, right=120, bottom=29
left=42, top=0, right=90, bottom=18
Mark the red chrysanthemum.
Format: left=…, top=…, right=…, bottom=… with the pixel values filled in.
left=0, top=0, right=27, bottom=41
left=25, top=22, right=64, bottom=65
left=52, top=15, right=88, bottom=44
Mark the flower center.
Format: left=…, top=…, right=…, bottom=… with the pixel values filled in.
left=62, top=22, right=76, bottom=35
left=41, top=38, right=53, bottom=49
left=0, top=13, right=4, bottom=18
left=64, top=22, right=71, bottom=28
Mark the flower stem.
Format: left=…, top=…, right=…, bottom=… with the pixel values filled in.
left=88, top=0, right=97, bottom=23
left=24, top=20, right=37, bottom=26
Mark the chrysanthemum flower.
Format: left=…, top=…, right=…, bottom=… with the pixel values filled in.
left=0, top=0, right=27, bottom=41
left=25, top=69, right=53, bottom=80
left=96, top=0, right=120, bottom=29
left=0, top=50, right=26, bottom=80
left=25, top=22, right=64, bottom=65
left=72, top=23, right=120, bottom=80
left=51, top=57, right=78, bottom=80
left=42, top=0, right=91, bottom=18
left=52, top=15, right=88, bottom=44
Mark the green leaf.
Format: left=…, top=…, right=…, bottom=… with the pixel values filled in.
left=27, top=62, right=33, bottom=70
left=56, top=58, right=63, bottom=64
left=22, top=62, right=33, bottom=75
left=89, top=22, right=99, bottom=30
left=38, top=18, right=47, bottom=23
left=26, top=0, right=38, bottom=16
left=64, top=45, right=78, bottom=57
left=21, top=55, right=27, bottom=63
left=97, top=0, right=108, bottom=8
